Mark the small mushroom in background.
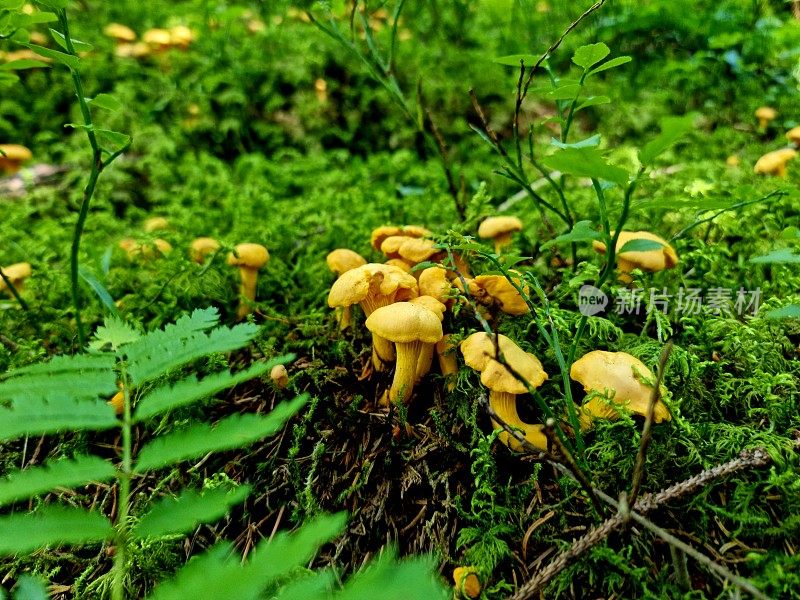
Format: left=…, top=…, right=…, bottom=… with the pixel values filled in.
left=460, top=332, right=548, bottom=452
left=314, top=78, right=328, bottom=103
left=227, top=243, right=270, bottom=319
left=326, top=248, right=367, bottom=329
left=478, top=216, right=523, bottom=253
left=725, top=155, right=740, bottom=167
left=0, top=144, right=32, bottom=174
left=0, top=262, right=31, bottom=296
left=169, top=25, right=196, bottom=49
left=115, top=42, right=150, bottom=59
left=754, top=106, right=777, bottom=129
left=189, top=237, right=221, bottom=264
left=754, top=148, right=797, bottom=177
left=472, top=272, right=530, bottom=315
left=570, top=350, right=671, bottom=430
left=786, top=126, right=800, bottom=148
left=327, top=263, right=418, bottom=370
left=370, top=224, right=430, bottom=252
left=142, top=28, right=173, bottom=51
left=592, top=231, right=678, bottom=283
left=103, top=23, right=137, bottom=44
left=121, top=238, right=171, bottom=260
left=452, top=566, right=481, bottom=599
left=365, top=302, right=443, bottom=405
left=270, top=364, right=289, bottom=389
left=108, top=391, right=124, bottom=415
left=144, top=216, right=169, bottom=233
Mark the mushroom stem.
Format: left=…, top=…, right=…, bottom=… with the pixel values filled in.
left=489, top=390, right=547, bottom=452
left=493, top=232, right=512, bottom=253
left=338, top=306, right=352, bottom=330
left=237, top=267, right=258, bottom=318
left=372, top=335, right=396, bottom=370
left=389, top=340, right=423, bottom=404
left=415, top=342, right=435, bottom=381
left=436, top=335, right=458, bottom=391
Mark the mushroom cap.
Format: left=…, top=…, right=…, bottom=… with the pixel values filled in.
left=270, top=364, right=289, bottom=389
left=460, top=332, right=548, bottom=394
left=786, top=127, right=800, bottom=145
left=478, top=216, right=523, bottom=239
left=190, top=237, right=221, bottom=261
left=0, top=144, right=32, bottom=162
left=754, top=148, right=797, bottom=174
left=143, top=28, right=172, bottom=46
left=592, top=231, right=678, bottom=272
left=326, top=248, right=367, bottom=276
left=754, top=106, right=777, bottom=121
left=380, top=235, right=408, bottom=258
left=473, top=273, right=529, bottom=315
left=384, top=258, right=414, bottom=273
left=0, top=262, right=31, bottom=287
left=570, top=350, right=670, bottom=423
left=398, top=237, right=440, bottom=263
left=227, top=243, right=269, bottom=269
left=408, top=295, right=446, bottom=321
left=370, top=224, right=430, bottom=250
left=327, top=263, right=418, bottom=308
left=365, top=302, right=443, bottom=344
left=418, top=267, right=452, bottom=304
left=153, top=239, right=172, bottom=255
left=115, top=42, right=150, bottom=58
left=453, top=567, right=481, bottom=599
left=103, top=23, right=137, bottom=42
left=169, top=25, right=195, bottom=46
left=144, top=216, right=169, bottom=232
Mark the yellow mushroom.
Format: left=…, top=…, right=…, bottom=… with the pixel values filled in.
left=270, top=364, right=289, bottom=389
left=143, top=216, right=169, bottom=233
left=370, top=224, right=430, bottom=251
left=460, top=332, right=548, bottom=451
left=570, top=350, right=670, bottom=430
left=593, top=231, right=678, bottom=283
left=326, top=249, right=367, bottom=329
left=786, top=126, right=800, bottom=148
left=0, top=144, right=32, bottom=174
left=407, top=296, right=446, bottom=379
left=755, top=106, right=777, bottom=129
left=478, top=216, right=523, bottom=253
left=142, top=28, right=173, bottom=50
left=418, top=267, right=453, bottom=308
left=436, top=334, right=459, bottom=391
left=169, top=25, right=195, bottom=48
left=365, top=302, right=443, bottom=405
left=227, top=243, right=270, bottom=319
left=190, top=237, right=221, bottom=264
left=472, top=272, right=530, bottom=315
left=0, top=262, right=31, bottom=296
left=754, top=148, right=797, bottom=177
left=452, top=566, right=481, bottom=599
left=103, top=23, right=137, bottom=43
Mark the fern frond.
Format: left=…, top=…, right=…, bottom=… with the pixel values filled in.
left=134, top=395, right=308, bottom=473
left=0, top=397, right=118, bottom=442
left=89, top=316, right=141, bottom=351
left=272, top=571, right=335, bottom=600
left=0, top=506, right=114, bottom=555
left=133, top=485, right=251, bottom=539
left=147, top=514, right=347, bottom=600
left=0, top=455, right=115, bottom=507
left=125, top=321, right=259, bottom=386
left=133, top=361, right=286, bottom=423
left=0, top=354, right=116, bottom=401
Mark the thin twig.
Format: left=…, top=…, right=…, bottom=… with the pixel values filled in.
left=629, top=340, right=673, bottom=505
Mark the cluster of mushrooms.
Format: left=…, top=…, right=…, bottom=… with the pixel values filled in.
left=750, top=106, right=799, bottom=176
left=103, top=22, right=195, bottom=58
left=117, top=217, right=268, bottom=320
left=325, top=219, right=675, bottom=454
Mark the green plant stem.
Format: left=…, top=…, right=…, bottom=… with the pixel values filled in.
left=113, top=367, right=133, bottom=600
left=561, top=72, right=587, bottom=143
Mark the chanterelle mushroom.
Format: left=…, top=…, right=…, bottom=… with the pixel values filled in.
left=452, top=567, right=481, bottom=599
left=103, top=23, right=137, bottom=43
left=0, top=262, right=32, bottom=296
left=370, top=224, right=430, bottom=251
left=473, top=273, right=530, bottom=315
left=408, top=296, right=446, bottom=379
left=326, top=249, right=367, bottom=329
left=144, top=216, right=169, bottom=232
left=755, top=106, right=777, bottom=129
left=190, top=237, right=221, bottom=263
left=593, top=231, right=678, bottom=283
left=365, top=302, right=443, bottom=405
left=227, top=243, right=269, bottom=319
left=0, top=144, right=32, bottom=174
left=460, top=332, right=548, bottom=451
left=328, top=263, right=418, bottom=370
left=570, top=350, right=670, bottom=430
left=478, top=216, right=523, bottom=253
left=786, top=127, right=800, bottom=148
left=754, top=148, right=797, bottom=177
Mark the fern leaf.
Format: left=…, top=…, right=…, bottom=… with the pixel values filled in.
left=146, top=514, right=346, bottom=600
left=0, top=505, right=114, bottom=555
left=0, top=455, right=115, bottom=507
left=134, top=394, right=307, bottom=473
left=133, top=485, right=251, bottom=539
left=125, top=321, right=259, bottom=386
left=0, top=397, right=118, bottom=442
left=133, top=361, right=284, bottom=423
left=89, top=316, right=141, bottom=351
left=272, top=570, right=335, bottom=599
left=0, top=354, right=116, bottom=401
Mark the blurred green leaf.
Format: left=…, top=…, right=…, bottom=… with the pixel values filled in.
left=618, top=239, right=664, bottom=253
left=588, top=56, right=632, bottom=76
left=20, top=43, right=78, bottom=70
left=0, top=58, right=49, bottom=70
left=542, top=147, right=629, bottom=185
left=49, top=27, right=92, bottom=51
left=87, top=93, right=122, bottom=112
left=541, top=220, right=601, bottom=249
left=572, top=43, right=610, bottom=69
left=750, top=249, right=800, bottom=264
left=640, top=114, right=695, bottom=165
left=493, top=53, right=538, bottom=67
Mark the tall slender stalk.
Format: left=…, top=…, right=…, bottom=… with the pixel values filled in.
left=113, top=365, right=133, bottom=600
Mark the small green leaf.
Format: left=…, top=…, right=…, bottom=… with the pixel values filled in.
left=764, top=304, right=800, bottom=320
left=548, top=83, right=582, bottom=100
left=90, top=317, right=141, bottom=351
left=0, top=58, right=49, bottom=70
left=542, top=147, right=629, bottom=186
left=541, top=220, right=601, bottom=249
left=640, top=114, right=695, bottom=165
left=79, top=266, right=120, bottom=318
left=94, top=128, right=131, bottom=152
left=750, top=249, right=800, bottom=264
left=20, top=43, right=79, bottom=70
left=134, top=486, right=251, bottom=539
left=87, top=93, right=122, bottom=112
left=11, top=10, right=57, bottom=25
left=576, top=96, right=611, bottom=111
left=618, top=239, right=664, bottom=254
left=49, top=27, right=92, bottom=51
left=588, top=56, right=632, bottom=76
left=0, top=506, right=114, bottom=555
left=572, top=42, right=610, bottom=69
left=493, top=53, right=538, bottom=67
